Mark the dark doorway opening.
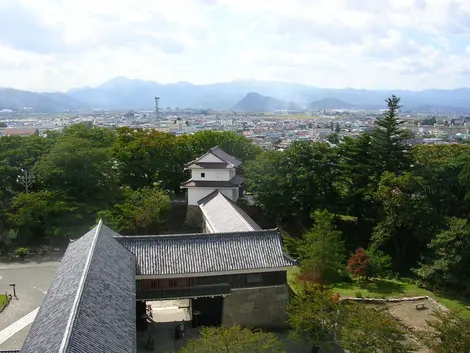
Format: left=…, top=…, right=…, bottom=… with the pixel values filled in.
left=136, top=301, right=147, bottom=332
left=192, top=296, right=223, bottom=327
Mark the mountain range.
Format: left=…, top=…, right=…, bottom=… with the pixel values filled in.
left=1, top=76, right=470, bottom=113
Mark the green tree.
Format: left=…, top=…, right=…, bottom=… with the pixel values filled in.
left=297, top=210, right=345, bottom=285
left=334, top=123, right=341, bottom=133
left=421, top=117, right=437, bottom=126
left=415, top=217, right=470, bottom=293
left=33, top=135, right=117, bottom=205
left=371, top=96, right=411, bottom=176
left=287, top=285, right=340, bottom=352
left=413, top=144, right=470, bottom=219
left=458, top=155, right=470, bottom=207
left=420, top=310, right=470, bottom=353
left=63, top=124, right=116, bottom=148
left=0, top=134, right=55, bottom=195
left=326, top=133, right=340, bottom=145
left=364, top=247, right=392, bottom=279
left=112, top=128, right=188, bottom=193
left=111, top=128, right=163, bottom=190
left=178, top=325, right=286, bottom=353
left=8, top=191, right=77, bottom=245
left=244, top=150, right=296, bottom=223
left=245, top=143, right=342, bottom=227
left=185, top=130, right=262, bottom=163
left=339, top=304, right=411, bottom=353
left=372, top=172, right=436, bottom=271
left=0, top=229, right=17, bottom=254
left=401, top=128, right=413, bottom=139
left=98, top=187, right=170, bottom=235
left=339, top=134, right=378, bottom=233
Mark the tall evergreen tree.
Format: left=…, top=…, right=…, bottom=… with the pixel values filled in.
left=297, top=210, right=346, bottom=285
left=340, top=134, right=376, bottom=217
left=371, top=96, right=411, bottom=176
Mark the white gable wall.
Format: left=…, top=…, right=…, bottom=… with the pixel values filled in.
left=198, top=153, right=224, bottom=163
left=222, top=188, right=238, bottom=201
left=188, top=187, right=238, bottom=206
left=191, top=169, right=233, bottom=181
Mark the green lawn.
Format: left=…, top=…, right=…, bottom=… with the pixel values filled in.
left=0, top=294, right=7, bottom=307
left=287, top=266, right=470, bottom=319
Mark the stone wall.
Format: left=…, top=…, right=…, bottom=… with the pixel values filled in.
left=222, top=285, right=289, bottom=329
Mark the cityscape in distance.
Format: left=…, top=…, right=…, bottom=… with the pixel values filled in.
left=2, top=1, right=470, bottom=352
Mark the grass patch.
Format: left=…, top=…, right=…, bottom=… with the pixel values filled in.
left=287, top=266, right=470, bottom=319
left=0, top=294, right=7, bottom=307
left=331, top=278, right=429, bottom=298
left=287, top=266, right=301, bottom=294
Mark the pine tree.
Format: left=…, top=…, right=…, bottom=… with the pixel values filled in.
left=297, top=210, right=346, bottom=286
left=371, top=95, right=411, bottom=176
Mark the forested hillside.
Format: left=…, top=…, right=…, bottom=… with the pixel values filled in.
left=245, top=97, right=470, bottom=301
left=0, top=127, right=260, bottom=248
left=0, top=96, right=469, bottom=302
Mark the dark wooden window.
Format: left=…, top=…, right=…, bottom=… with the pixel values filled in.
left=138, top=272, right=286, bottom=292
left=195, top=271, right=286, bottom=288
left=246, top=274, right=263, bottom=284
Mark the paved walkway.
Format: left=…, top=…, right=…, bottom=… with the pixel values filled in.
left=0, top=308, right=39, bottom=345
left=0, top=258, right=60, bottom=350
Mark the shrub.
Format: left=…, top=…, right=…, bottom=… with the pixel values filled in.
left=14, top=247, right=29, bottom=258
left=347, top=248, right=369, bottom=280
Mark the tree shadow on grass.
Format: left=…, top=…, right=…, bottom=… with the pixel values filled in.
left=334, top=279, right=406, bottom=295
left=361, top=279, right=406, bottom=294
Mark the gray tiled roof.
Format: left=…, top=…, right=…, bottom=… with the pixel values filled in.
left=21, top=221, right=136, bottom=353
left=210, top=146, right=242, bottom=167
left=115, top=230, right=295, bottom=276
left=183, top=175, right=243, bottom=188
left=198, top=190, right=261, bottom=233
left=185, top=146, right=242, bottom=168
left=186, top=162, right=232, bottom=169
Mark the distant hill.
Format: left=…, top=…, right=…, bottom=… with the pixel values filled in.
left=309, top=98, right=356, bottom=110
left=66, top=78, right=470, bottom=112
left=2, top=77, right=470, bottom=112
left=0, top=88, right=86, bottom=112
left=234, top=92, right=299, bottom=111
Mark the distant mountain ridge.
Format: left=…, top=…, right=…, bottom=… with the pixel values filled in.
left=0, top=88, right=86, bottom=112
left=235, top=92, right=299, bottom=111
left=61, top=78, right=470, bottom=112
left=309, top=98, right=356, bottom=110
left=1, top=77, right=470, bottom=112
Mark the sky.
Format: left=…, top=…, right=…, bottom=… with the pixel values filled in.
left=1, top=0, right=470, bottom=92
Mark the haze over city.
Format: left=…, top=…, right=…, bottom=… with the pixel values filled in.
left=2, top=2, right=470, bottom=353
left=1, top=0, right=470, bottom=92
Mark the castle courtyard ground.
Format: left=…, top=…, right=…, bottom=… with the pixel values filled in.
left=0, top=255, right=61, bottom=350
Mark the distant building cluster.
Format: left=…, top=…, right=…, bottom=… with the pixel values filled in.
left=0, top=108, right=469, bottom=146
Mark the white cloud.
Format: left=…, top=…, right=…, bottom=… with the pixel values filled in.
left=0, top=0, right=469, bottom=91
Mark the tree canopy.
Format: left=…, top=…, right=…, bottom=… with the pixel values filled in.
left=0, top=126, right=261, bottom=249
left=178, top=326, right=286, bottom=353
